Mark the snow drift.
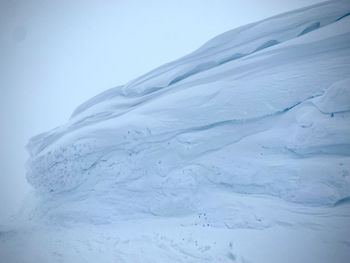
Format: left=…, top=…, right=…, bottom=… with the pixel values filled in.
left=26, top=0, right=350, bottom=221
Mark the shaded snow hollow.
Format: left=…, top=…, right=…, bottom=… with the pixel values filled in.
left=1, top=1, right=349, bottom=263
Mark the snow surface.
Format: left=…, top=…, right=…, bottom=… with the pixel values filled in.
left=2, top=1, right=350, bottom=262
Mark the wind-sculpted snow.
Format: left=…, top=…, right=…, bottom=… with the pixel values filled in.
left=0, top=2, right=349, bottom=263
left=26, top=0, right=350, bottom=223
left=70, top=0, right=348, bottom=102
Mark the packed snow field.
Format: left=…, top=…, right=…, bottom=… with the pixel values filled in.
left=1, top=1, right=350, bottom=262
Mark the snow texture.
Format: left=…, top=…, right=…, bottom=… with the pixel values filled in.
left=2, top=1, right=350, bottom=263
left=26, top=0, right=350, bottom=210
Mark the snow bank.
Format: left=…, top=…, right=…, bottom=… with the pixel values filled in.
left=26, top=0, right=350, bottom=221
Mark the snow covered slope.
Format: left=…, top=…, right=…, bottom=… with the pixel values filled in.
left=2, top=1, right=349, bottom=262
left=27, top=0, right=350, bottom=214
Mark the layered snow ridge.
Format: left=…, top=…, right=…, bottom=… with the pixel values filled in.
left=27, top=0, right=350, bottom=220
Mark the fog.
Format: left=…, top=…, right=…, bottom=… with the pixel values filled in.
left=0, top=0, right=323, bottom=221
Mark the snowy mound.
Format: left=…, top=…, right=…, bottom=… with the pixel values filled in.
left=27, top=0, right=350, bottom=221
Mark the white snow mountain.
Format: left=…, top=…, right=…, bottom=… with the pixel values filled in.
left=2, top=1, right=350, bottom=262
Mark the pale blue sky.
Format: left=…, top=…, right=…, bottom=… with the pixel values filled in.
left=0, top=0, right=323, bottom=221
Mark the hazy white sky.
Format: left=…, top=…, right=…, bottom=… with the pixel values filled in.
left=0, top=0, right=324, bottom=221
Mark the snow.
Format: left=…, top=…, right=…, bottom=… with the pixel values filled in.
left=314, top=78, right=350, bottom=113
left=2, top=1, right=350, bottom=262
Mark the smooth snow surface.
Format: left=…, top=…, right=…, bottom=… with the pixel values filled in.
left=2, top=1, right=350, bottom=262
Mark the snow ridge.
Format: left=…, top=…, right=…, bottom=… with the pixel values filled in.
left=26, top=0, right=350, bottom=222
